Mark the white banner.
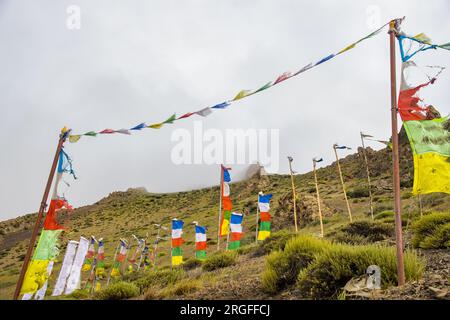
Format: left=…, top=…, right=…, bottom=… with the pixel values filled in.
left=64, top=237, right=89, bottom=295
left=52, top=240, right=78, bottom=296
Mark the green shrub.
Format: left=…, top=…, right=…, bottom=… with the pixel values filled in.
left=134, top=268, right=185, bottom=294
left=202, top=251, right=238, bottom=271
left=260, top=229, right=294, bottom=254
left=261, top=235, right=331, bottom=293
left=297, top=244, right=425, bottom=299
left=163, top=279, right=201, bottom=297
left=182, top=258, right=203, bottom=271
left=347, top=187, right=369, bottom=198
left=96, top=281, right=139, bottom=300
left=412, top=212, right=450, bottom=249
left=374, top=210, right=395, bottom=220
left=330, top=220, right=394, bottom=245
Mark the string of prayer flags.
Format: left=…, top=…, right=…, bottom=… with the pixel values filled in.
left=257, top=194, right=273, bottom=241
left=220, top=165, right=232, bottom=237
left=228, top=212, right=244, bottom=250
left=171, top=219, right=184, bottom=266
left=128, top=236, right=145, bottom=273
left=195, top=225, right=207, bottom=261
left=334, top=145, right=352, bottom=150
left=397, top=32, right=450, bottom=62
left=67, top=21, right=395, bottom=144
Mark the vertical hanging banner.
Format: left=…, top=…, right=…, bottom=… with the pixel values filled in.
left=228, top=212, right=244, bottom=250
left=195, top=225, right=207, bottom=260
left=20, top=149, right=74, bottom=296
left=220, top=166, right=232, bottom=237
left=65, top=236, right=90, bottom=295
left=110, top=239, right=128, bottom=279
left=257, top=194, right=273, bottom=241
left=142, top=245, right=151, bottom=271
left=171, top=219, right=184, bottom=266
left=82, top=236, right=96, bottom=272
left=22, top=261, right=55, bottom=300
left=397, top=60, right=450, bottom=194
left=128, top=236, right=145, bottom=273
left=95, top=239, right=105, bottom=279
left=52, top=240, right=78, bottom=296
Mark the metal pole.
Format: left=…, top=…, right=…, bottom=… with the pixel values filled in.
left=288, top=157, right=298, bottom=233
left=13, top=133, right=66, bottom=300
left=333, top=146, right=353, bottom=222
left=217, top=165, right=224, bottom=250
left=255, top=193, right=260, bottom=242
left=360, top=133, right=374, bottom=220
left=313, top=160, right=324, bottom=238
left=389, top=19, right=405, bottom=286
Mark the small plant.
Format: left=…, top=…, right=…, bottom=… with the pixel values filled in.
left=96, top=281, right=139, bottom=300
left=330, top=220, right=394, bottom=245
left=163, top=279, right=201, bottom=297
left=182, top=258, right=203, bottom=271
left=347, top=187, right=369, bottom=198
left=412, top=212, right=450, bottom=249
left=134, top=268, right=185, bottom=294
left=202, top=251, right=238, bottom=271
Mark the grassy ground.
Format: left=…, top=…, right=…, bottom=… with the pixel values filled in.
left=1, top=143, right=449, bottom=300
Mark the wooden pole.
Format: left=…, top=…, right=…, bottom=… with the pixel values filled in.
left=217, top=165, right=224, bottom=250
left=106, top=240, right=121, bottom=286
left=312, top=160, right=324, bottom=238
left=360, top=132, right=375, bottom=219
left=389, top=18, right=405, bottom=286
left=333, top=145, right=353, bottom=222
left=418, top=194, right=423, bottom=217
left=13, top=132, right=67, bottom=300
left=255, top=192, right=260, bottom=242
left=287, top=157, right=298, bottom=233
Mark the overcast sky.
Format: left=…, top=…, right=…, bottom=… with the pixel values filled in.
left=1, top=0, right=449, bottom=221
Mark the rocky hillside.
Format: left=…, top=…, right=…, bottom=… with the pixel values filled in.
left=0, top=132, right=448, bottom=300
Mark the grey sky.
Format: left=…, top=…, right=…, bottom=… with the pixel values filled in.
left=1, top=0, right=449, bottom=220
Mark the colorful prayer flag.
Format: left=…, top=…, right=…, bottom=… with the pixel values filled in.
left=257, top=194, right=273, bottom=241
left=82, top=236, right=96, bottom=272
left=171, top=219, right=184, bottom=266
left=220, top=165, right=232, bottom=237
left=195, top=225, right=207, bottom=260
left=228, top=212, right=243, bottom=250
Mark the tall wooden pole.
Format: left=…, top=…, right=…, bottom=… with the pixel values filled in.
left=333, top=146, right=353, bottom=222
left=389, top=19, right=405, bottom=286
left=312, top=160, right=324, bottom=237
left=217, top=165, right=224, bottom=250
left=287, top=157, right=298, bottom=233
left=13, top=132, right=67, bottom=300
left=360, top=133, right=375, bottom=219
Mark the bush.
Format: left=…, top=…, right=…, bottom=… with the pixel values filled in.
left=260, top=230, right=294, bottom=254
left=182, top=258, right=203, bottom=271
left=261, top=236, right=331, bottom=293
left=297, top=244, right=425, bottom=299
left=163, top=279, right=201, bottom=297
left=330, top=220, right=394, bottom=245
left=347, top=187, right=369, bottom=198
left=374, top=210, right=395, bottom=220
left=412, top=212, right=450, bottom=249
left=202, top=251, right=238, bottom=271
left=134, top=269, right=185, bottom=294
left=96, top=281, right=139, bottom=300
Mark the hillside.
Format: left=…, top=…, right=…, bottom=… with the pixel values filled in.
left=1, top=135, right=449, bottom=300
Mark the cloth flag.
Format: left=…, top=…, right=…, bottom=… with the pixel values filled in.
left=195, top=225, right=207, bottom=260
left=52, top=240, right=78, bottom=296
left=82, top=236, right=96, bottom=272
left=20, top=150, right=73, bottom=296
left=65, top=236, right=90, bottom=295
left=257, top=194, right=273, bottom=241
left=398, top=60, right=450, bottom=194
left=171, top=219, right=184, bottom=266
left=220, top=166, right=232, bottom=237
left=228, top=212, right=244, bottom=250
left=95, top=239, right=105, bottom=279
left=110, top=239, right=128, bottom=279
